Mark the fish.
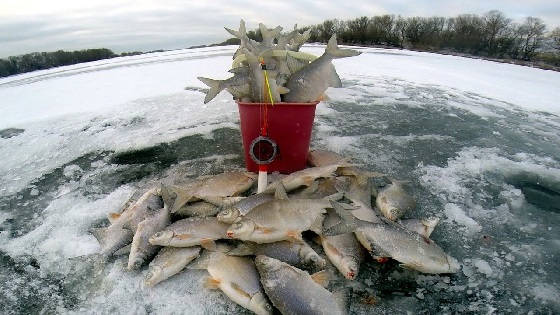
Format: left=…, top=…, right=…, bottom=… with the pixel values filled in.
left=163, top=172, right=256, bottom=214
left=197, top=73, right=251, bottom=103
left=226, top=198, right=330, bottom=243
left=128, top=207, right=170, bottom=270
left=255, top=255, right=346, bottom=315
left=91, top=188, right=163, bottom=257
left=149, top=217, right=228, bottom=249
left=376, top=181, right=416, bottom=221
left=325, top=201, right=460, bottom=274
left=189, top=248, right=273, bottom=315
left=173, top=201, right=220, bottom=218
left=90, top=226, right=134, bottom=258
left=284, top=35, right=361, bottom=103
left=320, top=209, right=365, bottom=280
left=195, top=171, right=256, bottom=200
left=216, top=192, right=275, bottom=224
left=228, top=240, right=326, bottom=270
left=262, top=164, right=342, bottom=194
left=144, top=247, right=201, bottom=287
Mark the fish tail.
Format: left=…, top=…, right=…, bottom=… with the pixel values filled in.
left=422, top=217, right=440, bottom=237
left=224, top=19, right=246, bottom=39
left=197, top=77, right=225, bottom=104
left=325, top=35, right=361, bottom=59
left=323, top=201, right=360, bottom=236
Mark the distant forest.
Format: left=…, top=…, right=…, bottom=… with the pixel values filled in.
left=291, top=11, right=560, bottom=68
left=0, top=48, right=144, bottom=78
left=1, top=10, right=559, bottom=78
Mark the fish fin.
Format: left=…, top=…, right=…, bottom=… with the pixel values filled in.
left=107, top=212, right=121, bottom=223
left=323, top=201, right=360, bottom=236
left=277, top=86, right=290, bottom=94
left=200, top=239, right=217, bottom=251
left=325, top=34, right=361, bottom=59
left=327, top=67, right=342, bottom=88
left=230, top=282, right=252, bottom=298
left=203, top=277, right=221, bottom=289
left=225, top=27, right=241, bottom=38
left=176, top=233, right=191, bottom=240
left=274, top=182, right=289, bottom=200
left=311, top=270, right=330, bottom=287
left=197, top=77, right=225, bottom=104
left=309, top=216, right=324, bottom=235
left=286, top=230, right=303, bottom=243
left=227, top=243, right=256, bottom=256
left=112, top=244, right=131, bottom=256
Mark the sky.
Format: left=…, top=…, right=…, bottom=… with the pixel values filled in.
left=1, top=0, right=559, bottom=58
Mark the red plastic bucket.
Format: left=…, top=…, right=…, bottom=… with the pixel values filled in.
left=237, top=101, right=319, bottom=173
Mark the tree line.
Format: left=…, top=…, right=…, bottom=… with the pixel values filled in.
left=0, top=48, right=121, bottom=78
left=296, top=11, right=560, bottom=66
left=2, top=10, right=559, bottom=78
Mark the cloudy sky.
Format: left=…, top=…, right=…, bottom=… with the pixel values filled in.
left=1, top=0, right=559, bottom=58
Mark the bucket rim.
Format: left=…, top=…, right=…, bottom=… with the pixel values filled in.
left=236, top=101, right=320, bottom=106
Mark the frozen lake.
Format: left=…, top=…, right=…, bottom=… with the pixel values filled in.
left=0, top=45, right=559, bottom=314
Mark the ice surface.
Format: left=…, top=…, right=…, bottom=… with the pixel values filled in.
left=1, top=44, right=559, bottom=314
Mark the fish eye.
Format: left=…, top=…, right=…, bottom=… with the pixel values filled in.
left=234, top=222, right=243, bottom=229
left=153, top=232, right=162, bottom=238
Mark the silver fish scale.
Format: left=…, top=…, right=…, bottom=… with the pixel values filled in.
left=166, top=217, right=228, bottom=238
left=256, top=256, right=344, bottom=315
left=233, top=193, right=275, bottom=216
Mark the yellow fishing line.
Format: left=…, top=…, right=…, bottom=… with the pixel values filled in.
left=263, top=69, right=274, bottom=106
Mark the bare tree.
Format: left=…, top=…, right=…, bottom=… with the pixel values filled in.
left=483, top=10, right=511, bottom=55
left=518, top=17, right=546, bottom=60
left=551, top=27, right=560, bottom=51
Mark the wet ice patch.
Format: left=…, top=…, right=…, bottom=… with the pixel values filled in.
left=0, top=186, right=134, bottom=270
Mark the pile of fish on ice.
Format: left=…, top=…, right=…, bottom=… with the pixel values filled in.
left=90, top=150, right=459, bottom=315
left=197, top=20, right=361, bottom=104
